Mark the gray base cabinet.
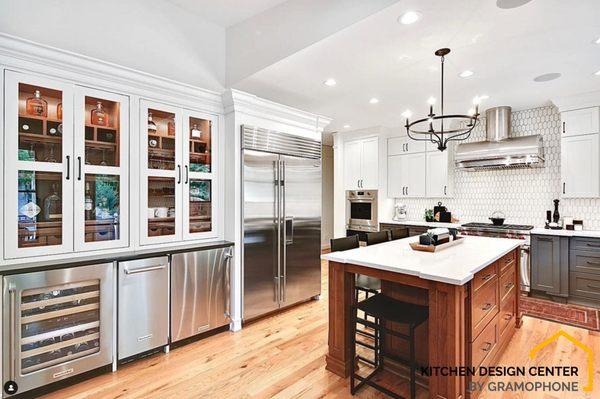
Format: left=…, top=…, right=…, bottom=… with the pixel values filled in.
left=530, top=235, right=569, bottom=298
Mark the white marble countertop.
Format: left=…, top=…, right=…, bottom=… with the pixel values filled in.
left=379, top=219, right=462, bottom=229
left=530, top=228, right=600, bottom=238
left=322, top=235, right=523, bottom=285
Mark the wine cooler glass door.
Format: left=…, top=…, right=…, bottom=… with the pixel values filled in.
left=2, top=263, right=114, bottom=395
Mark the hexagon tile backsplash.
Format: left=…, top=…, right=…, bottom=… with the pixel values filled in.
left=395, top=105, right=600, bottom=229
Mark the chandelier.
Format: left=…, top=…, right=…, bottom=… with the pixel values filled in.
left=402, top=48, right=480, bottom=152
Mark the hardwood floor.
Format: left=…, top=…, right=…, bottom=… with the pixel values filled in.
left=41, top=262, right=600, bottom=399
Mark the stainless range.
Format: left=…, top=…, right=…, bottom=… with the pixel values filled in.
left=460, top=222, right=533, bottom=292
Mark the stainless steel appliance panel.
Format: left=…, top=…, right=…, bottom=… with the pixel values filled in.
left=118, top=257, right=169, bottom=360
left=243, top=150, right=281, bottom=320
left=3, top=263, right=114, bottom=395
left=346, top=190, right=378, bottom=231
left=279, top=155, right=322, bottom=306
left=171, top=247, right=232, bottom=342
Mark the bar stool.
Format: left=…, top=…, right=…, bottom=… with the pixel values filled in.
left=365, top=230, right=390, bottom=246
left=389, top=228, right=408, bottom=241
left=350, top=294, right=428, bottom=399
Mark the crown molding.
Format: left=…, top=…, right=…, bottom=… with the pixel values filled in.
left=552, top=90, right=600, bottom=112
left=0, top=33, right=223, bottom=113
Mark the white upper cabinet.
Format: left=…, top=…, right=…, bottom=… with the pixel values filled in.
left=561, top=107, right=599, bottom=137
left=426, top=150, right=453, bottom=197
left=561, top=133, right=599, bottom=198
left=343, top=137, right=378, bottom=190
left=387, top=152, right=426, bottom=198
left=388, top=136, right=426, bottom=155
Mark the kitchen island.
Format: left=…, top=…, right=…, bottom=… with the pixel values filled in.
left=322, top=235, right=523, bottom=399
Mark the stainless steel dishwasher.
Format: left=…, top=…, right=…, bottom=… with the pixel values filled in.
left=118, top=257, right=169, bottom=360
left=171, top=246, right=233, bottom=342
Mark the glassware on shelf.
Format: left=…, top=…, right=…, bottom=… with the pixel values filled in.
left=57, top=103, right=63, bottom=120
left=91, top=101, right=109, bottom=127
left=43, top=184, right=62, bottom=221
left=100, top=149, right=108, bottom=166
left=147, top=112, right=157, bottom=133
left=191, top=124, right=202, bottom=138
left=44, top=144, right=57, bottom=162
left=85, top=182, right=94, bottom=220
left=167, top=115, right=175, bottom=137
left=26, top=90, right=48, bottom=117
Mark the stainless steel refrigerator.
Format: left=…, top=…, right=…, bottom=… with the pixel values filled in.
left=242, top=125, right=322, bottom=321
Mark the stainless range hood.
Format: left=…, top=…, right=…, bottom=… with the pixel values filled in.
left=455, top=106, right=544, bottom=170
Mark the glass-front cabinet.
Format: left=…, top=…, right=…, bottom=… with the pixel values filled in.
left=4, top=71, right=129, bottom=259
left=140, top=100, right=218, bottom=245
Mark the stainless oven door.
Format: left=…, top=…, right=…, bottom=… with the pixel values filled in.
left=346, top=199, right=378, bottom=230
left=3, top=263, right=114, bottom=395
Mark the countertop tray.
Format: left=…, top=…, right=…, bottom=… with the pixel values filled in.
left=409, top=236, right=465, bottom=253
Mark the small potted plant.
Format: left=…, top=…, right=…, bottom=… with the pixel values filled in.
left=424, top=209, right=435, bottom=222
left=419, top=231, right=434, bottom=246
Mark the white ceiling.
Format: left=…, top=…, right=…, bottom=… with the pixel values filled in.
left=167, top=0, right=288, bottom=27
left=233, top=0, right=600, bottom=132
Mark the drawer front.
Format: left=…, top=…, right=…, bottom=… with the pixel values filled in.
left=473, top=262, right=498, bottom=292
left=500, top=267, right=516, bottom=302
left=499, top=294, right=516, bottom=337
left=570, top=251, right=600, bottom=275
left=500, top=250, right=516, bottom=275
left=408, top=226, right=428, bottom=237
left=569, top=272, right=600, bottom=301
left=472, top=277, right=499, bottom=338
left=570, top=237, right=600, bottom=252
left=472, top=317, right=499, bottom=368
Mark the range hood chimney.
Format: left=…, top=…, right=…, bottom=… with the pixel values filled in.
left=455, top=106, right=544, bottom=170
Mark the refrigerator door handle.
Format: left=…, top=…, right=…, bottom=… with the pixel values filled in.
left=8, top=282, right=16, bottom=382
left=281, top=159, right=287, bottom=303
left=285, top=217, right=294, bottom=245
left=275, top=159, right=282, bottom=305
left=224, top=250, right=233, bottom=318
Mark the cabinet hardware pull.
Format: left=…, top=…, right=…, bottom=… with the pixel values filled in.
left=563, top=182, right=565, bottom=194
left=77, top=156, right=82, bottom=181
left=8, top=284, right=16, bottom=382
left=66, top=156, right=70, bottom=180
left=586, top=261, right=600, bottom=265
left=406, top=186, right=408, bottom=196
left=177, top=165, right=181, bottom=184
left=505, top=282, right=514, bottom=290
left=185, top=165, right=189, bottom=184
left=562, top=121, right=566, bottom=133
left=481, top=273, right=494, bottom=281
left=482, top=303, right=493, bottom=311
left=125, top=265, right=166, bottom=275
left=482, top=342, right=493, bottom=352
left=585, top=243, right=600, bottom=248
left=587, top=284, right=600, bottom=290
left=224, top=250, right=233, bottom=318
left=504, top=314, right=513, bottom=321
left=444, top=185, right=447, bottom=196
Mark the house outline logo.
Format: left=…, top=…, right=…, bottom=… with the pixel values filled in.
left=529, top=330, right=594, bottom=392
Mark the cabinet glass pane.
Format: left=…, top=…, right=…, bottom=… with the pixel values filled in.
left=84, top=96, right=120, bottom=167
left=148, top=177, right=176, bottom=236
left=189, top=117, right=211, bottom=173
left=84, top=175, right=120, bottom=243
left=17, top=171, right=63, bottom=248
left=20, top=280, right=101, bottom=374
left=18, top=84, right=63, bottom=163
left=189, top=179, right=211, bottom=233
left=148, top=109, right=176, bottom=171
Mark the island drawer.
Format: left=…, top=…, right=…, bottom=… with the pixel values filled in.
left=472, top=316, right=499, bottom=369
left=473, top=262, right=498, bottom=292
left=570, top=251, right=600, bottom=275
left=570, top=237, right=600, bottom=252
left=499, top=250, right=516, bottom=275
left=569, top=272, right=600, bottom=301
left=499, top=294, right=516, bottom=337
left=499, top=267, right=516, bottom=302
left=471, top=275, right=499, bottom=339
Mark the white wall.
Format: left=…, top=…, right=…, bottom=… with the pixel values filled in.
left=321, top=144, right=334, bottom=248
left=0, top=0, right=226, bottom=91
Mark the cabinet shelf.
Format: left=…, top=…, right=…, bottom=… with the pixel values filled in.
left=19, top=113, right=61, bottom=123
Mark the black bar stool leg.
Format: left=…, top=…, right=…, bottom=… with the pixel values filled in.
left=409, top=325, right=416, bottom=399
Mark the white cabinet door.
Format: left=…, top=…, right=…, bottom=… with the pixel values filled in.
left=562, top=108, right=600, bottom=137
left=387, top=155, right=404, bottom=197
left=343, top=140, right=362, bottom=190
left=360, top=137, right=379, bottom=189
left=182, top=109, right=219, bottom=240
left=73, top=86, right=129, bottom=252
left=388, top=136, right=426, bottom=155
left=4, top=71, right=75, bottom=259
left=405, top=153, right=426, bottom=197
left=426, top=151, right=450, bottom=197
left=561, top=134, right=599, bottom=198
left=139, top=100, right=184, bottom=245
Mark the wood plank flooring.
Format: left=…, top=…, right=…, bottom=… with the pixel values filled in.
left=41, top=262, right=600, bottom=399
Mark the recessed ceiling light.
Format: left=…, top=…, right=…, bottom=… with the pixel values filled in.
left=595, top=37, right=600, bottom=45
left=398, top=11, right=421, bottom=25
left=594, top=70, right=600, bottom=76
left=323, top=78, right=337, bottom=87
left=369, top=98, right=379, bottom=104
left=533, top=73, right=562, bottom=82
left=496, top=0, right=533, bottom=9
left=343, top=124, right=351, bottom=129
left=459, top=70, right=474, bottom=78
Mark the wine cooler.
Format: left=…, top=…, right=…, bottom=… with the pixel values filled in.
left=3, top=263, right=114, bottom=395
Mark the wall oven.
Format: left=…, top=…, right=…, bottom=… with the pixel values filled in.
left=3, top=263, right=114, bottom=396
left=346, top=190, right=378, bottom=235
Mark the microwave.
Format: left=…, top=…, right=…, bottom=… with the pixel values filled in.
left=346, top=190, right=378, bottom=232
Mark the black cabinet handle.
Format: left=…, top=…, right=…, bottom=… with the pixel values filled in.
left=505, top=282, right=514, bottom=290
left=482, top=342, right=493, bottom=352
left=65, top=156, right=70, bottom=180
left=185, top=165, right=189, bottom=184
left=482, top=303, right=493, bottom=311
left=563, top=182, right=566, bottom=194
left=562, top=121, right=566, bottom=134
left=586, top=243, right=600, bottom=248
left=504, top=314, right=513, bottom=321
left=77, top=156, right=82, bottom=181
left=586, top=261, right=600, bottom=265
left=444, top=185, right=447, bottom=196
left=177, top=165, right=181, bottom=184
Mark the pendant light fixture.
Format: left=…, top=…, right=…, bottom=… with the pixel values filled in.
left=402, top=48, right=481, bottom=152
